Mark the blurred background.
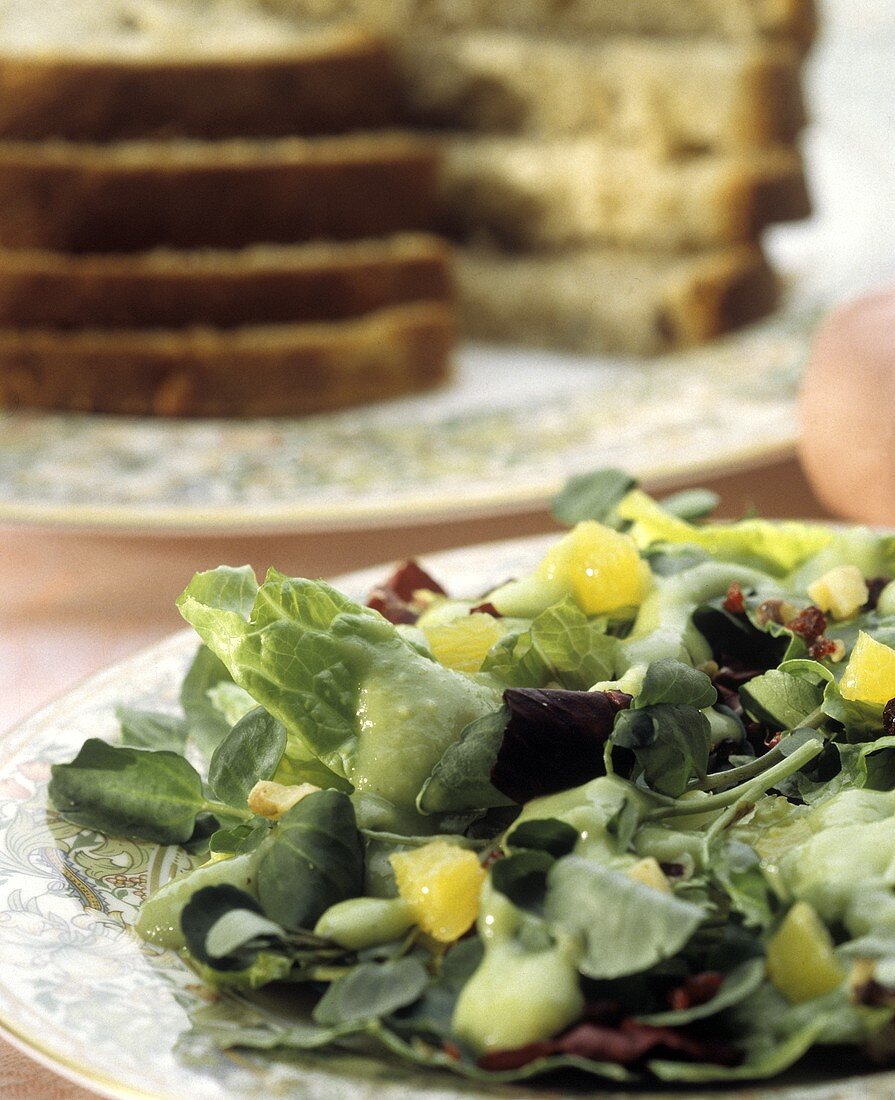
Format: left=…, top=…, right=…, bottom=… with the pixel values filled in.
left=1, top=0, right=893, bottom=725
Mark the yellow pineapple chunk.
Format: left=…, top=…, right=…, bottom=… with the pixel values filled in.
left=627, top=857, right=672, bottom=893
left=537, top=521, right=649, bottom=615
left=807, top=566, right=869, bottom=621
left=840, top=631, right=895, bottom=705
left=766, top=901, right=843, bottom=1004
left=422, top=613, right=504, bottom=673
left=390, top=840, right=485, bottom=943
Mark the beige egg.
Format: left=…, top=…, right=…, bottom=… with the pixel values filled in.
left=798, top=288, right=895, bottom=524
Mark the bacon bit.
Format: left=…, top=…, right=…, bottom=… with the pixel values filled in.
left=481, top=847, right=504, bottom=869
left=478, top=1019, right=741, bottom=1072
left=667, top=971, right=724, bottom=1013
left=470, top=602, right=501, bottom=618
left=884, top=700, right=895, bottom=738
left=722, top=583, right=746, bottom=614
left=808, top=637, right=837, bottom=661
left=765, top=731, right=782, bottom=749
left=366, top=560, right=447, bottom=625
left=785, top=605, right=828, bottom=645
left=442, top=1041, right=462, bottom=1061
left=755, top=599, right=788, bottom=627
left=865, top=577, right=892, bottom=611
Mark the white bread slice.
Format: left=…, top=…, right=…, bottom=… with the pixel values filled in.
left=0, top=25, right=402, bottom=139
left=295, top=0, right=816, bottom=46
left=0, top=236, right=452, bottom=327
left=457, top=246, right=778, bottom=355
left=0, top=134, right=438, bottom=251
left=398, top=34, right=806, bottom=152
left=0, top=300, right=454, bottom=417
left=438, top=136, right=810, bottom=249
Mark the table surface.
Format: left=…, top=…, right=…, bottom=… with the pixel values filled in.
left=0, top=455, right=839, bottom=1098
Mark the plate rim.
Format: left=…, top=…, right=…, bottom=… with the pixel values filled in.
left=0, top=437, right=795, bottom=536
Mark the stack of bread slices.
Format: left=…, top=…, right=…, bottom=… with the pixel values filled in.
left=0, top=1, right=454, bottom=416
left=272, top=0, right=815, bottom=356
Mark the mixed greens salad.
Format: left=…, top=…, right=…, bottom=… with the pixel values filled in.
left=49, top=470, right=895, bottom=1085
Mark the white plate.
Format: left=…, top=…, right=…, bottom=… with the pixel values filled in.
left=0, top=536, right=887, bottom=1099
left=2, top=2, right=893, bottom=535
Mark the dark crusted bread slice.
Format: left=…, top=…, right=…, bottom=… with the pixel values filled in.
left=0, top=26, right=403, bottom=140
left=398, top=34, right=806, bottom=152
left=438, top=137, right=810, bottom=249
left=0, top=134, right=438, bottom=251
left=0, top=235, right=452, bottom=327
left=0, top=301, right=454, bottom=417
left=457, top=245, right=778, bottom=356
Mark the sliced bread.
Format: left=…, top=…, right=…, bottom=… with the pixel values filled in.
left=0, top=235, right=452, bottom=327
left=457, top=246, right=778, bottom=356
left=0, top=300, right=454, bottom=417
left=0, top=134, right=439, bottom=251
left=438, top=137, right=810, bottom=249
left=329, top=0, right=816, bottom=46
left=0, top=27, right=402, bottom=140
left=398, top=34, right=806, bottom=151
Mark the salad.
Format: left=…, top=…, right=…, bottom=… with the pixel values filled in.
left=48, top=469, right=895, bottom=1086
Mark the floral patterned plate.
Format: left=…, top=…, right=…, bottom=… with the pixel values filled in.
left=0, top=538, right=889, bottom=1100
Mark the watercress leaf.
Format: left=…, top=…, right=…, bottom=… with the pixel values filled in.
left=659, top=488, right=720, bottom=523
left=489, top=688, right=624, bottom=803
left=49, top=738, right=207, bottom=844
left=544, top=856, right=704, bottom=979
left=551, top=468, right=636, bottom=527
left=645, top=546, right=712, bottom=576
left=491, top=850, right=554, bottom=911
left=507, top=818, right=578, bottom=858
left=636, top=659, right=717, bottom=710
left=612, top=705, right=711, bottom=797
left=115, top=706, right=189, bottom=753
left=256, top=790, right=364, bottom=930
left=208, top=707, right=287, bottom=808
left=181, top=884, right=272, bottom=970
left=312, top=957, right=429, bottom=1026
left=180, top=644, right=236, bottom=759
left=391, top=938, right=484, bottom=1040
left=208, top=820, right=271, bottom=856
left=636, top=958, right=766, bottom=1026
left=187, top=999, right=363, bottom=1051
left=710, top=841, right=778, bottom=928
left=417, top=707, right=514, bottom=814
left=739, top=670, right=823, bottom=730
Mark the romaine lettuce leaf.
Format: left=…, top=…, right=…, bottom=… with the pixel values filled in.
left=178, top=568, right=501, bottom=816
left=617, top=490, right=834, bottom=576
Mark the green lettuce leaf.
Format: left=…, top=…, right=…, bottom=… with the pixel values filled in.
left=617, top=489, right=833, bottom=576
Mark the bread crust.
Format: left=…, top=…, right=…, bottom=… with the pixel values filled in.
left=457, top=245, right=777, bottom=356
left=0, top=28, right=404, bottom=139
left=0, top=236, right=453, bottom=327
left=0, top=301, right=454, bottom=417
left=0, top=135, right=439, bottom=250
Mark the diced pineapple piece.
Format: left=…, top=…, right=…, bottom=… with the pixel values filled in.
left=840, top=631, right=895, bottom=705
left=766, top=901, right=843, bottom=1004
left=422, top=613, right=504, bottom=673
left=627, top=857, right=671, bottom=893
left=807, top=566, right=869, bottom=621
left=537, top=521, right=650, bottom=615
left=390, top=840, right=485, bottom=943
left=247, top=780, right=319, bottom=819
